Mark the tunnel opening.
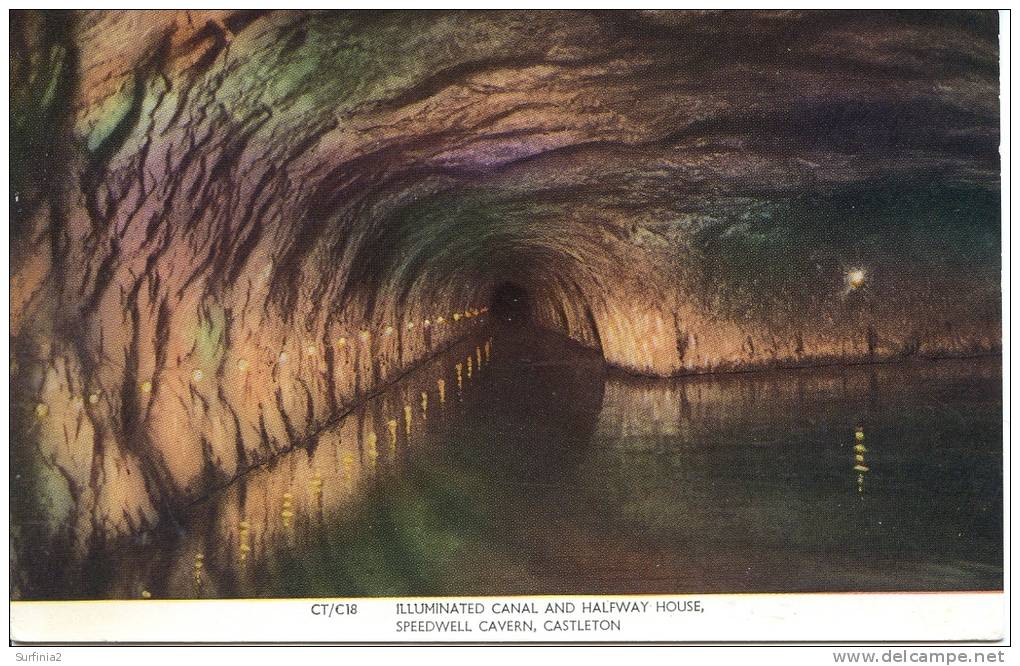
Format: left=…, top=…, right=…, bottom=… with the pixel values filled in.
left=489, top=282, right=532, bottom=325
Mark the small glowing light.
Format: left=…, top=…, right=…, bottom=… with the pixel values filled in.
left=453, top=313, right=462, bottom=321
left=306, top=345, right=317, bottom=356
left=423, top=319, right=431, bottom=327
left=384, top=325, right=394, bottom=336
left=847, top=269, right=866, bottom=290
left=140, top=380, right=153, bottom=394
left=237, top=358, right=249, bottom=372
left=437, top=317, right=445, bottom=325
left=192, top=369, right=204, bottom=383
left=71, top=396, right=84, bottom=409
left=336, top=337, right=347, bottom=347
left=278, top=351, right=289, bottom=365
left=359, top=330, right=371, bottom=342
left=34, top=402, right=49, bottom=418
left=406, top=322, right=415, bottom=330
left=88, top=392, right=101, bottom=405
left=141, top=590, right=152, bottom=599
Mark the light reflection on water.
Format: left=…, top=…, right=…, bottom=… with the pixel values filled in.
left=102, top=335, right=498, bottom=599
left=575, top=357, right=1000, bottom=593
left=92, top=329, right=1002, bottom=598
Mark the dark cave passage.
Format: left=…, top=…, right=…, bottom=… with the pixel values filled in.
left=8, top=9, right=1002, bottom=600
left=489, top=282, right=532, bottom=325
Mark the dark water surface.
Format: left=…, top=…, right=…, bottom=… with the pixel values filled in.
left=93, top=327, right=1002, bottom=598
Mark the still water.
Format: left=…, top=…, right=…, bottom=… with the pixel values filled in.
left=97, top=327, right=1001, bottom=599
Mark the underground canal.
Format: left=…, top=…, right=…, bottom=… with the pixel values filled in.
left=10, top=10, right=1002, bottom=602
left=19, top=319, right=1002, bottom=599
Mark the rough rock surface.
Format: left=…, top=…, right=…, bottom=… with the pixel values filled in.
left=10, top=10, right=999, bottom=593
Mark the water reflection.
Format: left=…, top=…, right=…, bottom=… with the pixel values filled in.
left=97, top=333, right=498, bottom=599
left=854, top=426, right=869, bottom=494
left=578, top=358, right=1000, bottom=593
left=66, top=330, right=1002, bottom=598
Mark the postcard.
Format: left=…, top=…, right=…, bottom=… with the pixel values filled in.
left=9, top=8, right=1005, bottom=646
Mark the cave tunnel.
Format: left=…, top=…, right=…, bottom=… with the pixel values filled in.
left=9, top=10, right=1003, bottom=602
